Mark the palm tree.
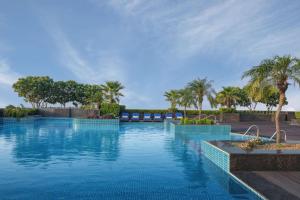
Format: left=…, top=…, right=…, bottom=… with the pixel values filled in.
left=101, top=81, right=124, bottom=104
left=243, top=84, right=260, bottom=110
left=216, top=87, right=240, bottom=108
left=164, top=90, right=180, bottom=112
left=242, top=55, right=300, bottom=143
left=188, top=78, right=216, bottom=118
left=178, top=88, right=194, bottom=118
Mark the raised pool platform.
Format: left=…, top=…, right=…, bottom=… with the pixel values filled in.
left=202, top=141, right=300, bottom=171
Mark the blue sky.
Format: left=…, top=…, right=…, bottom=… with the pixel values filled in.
left=1, top=0, right=300, bottom=110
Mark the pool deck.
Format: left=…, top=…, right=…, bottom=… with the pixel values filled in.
left=233, top=171, right=300, bottom=200
left=222, top=121, right=300, bottom=199
left=223, top=121, right=300, bottom=141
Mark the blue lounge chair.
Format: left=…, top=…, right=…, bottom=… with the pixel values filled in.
left=153, top=113, right=163, bottom=122
left=165, top=113, right=173, bottom=120
left=175, top=112, right=183, bottom=119
left=131, top=113, right=140, bottom=122
left=143, top=113, right=152, bottom=122
left=120, top=112, right=129, bottom=121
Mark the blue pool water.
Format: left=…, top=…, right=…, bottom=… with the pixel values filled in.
left=0, top=118, right=260, bottom=199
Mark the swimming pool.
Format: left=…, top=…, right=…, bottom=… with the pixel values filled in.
left=0, top=118, right=261, bottom=199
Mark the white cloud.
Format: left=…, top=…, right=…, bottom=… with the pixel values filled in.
left=101, top=0, right=300, bottom=61
left=39, top=14, right=127, bottom=84
left=0, top=59, right=19, bottom=86
left=122, top=88, right=152, bottom=107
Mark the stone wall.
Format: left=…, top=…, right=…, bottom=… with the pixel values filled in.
left=231, top=154, right=300, bottom=171
left=240, top=112, right=295, bottom=122
left=219, top=113, right=240, bottom=123
left=38, top=108, right=98, bottom=118
left=0, top=108, right=3, bottom=117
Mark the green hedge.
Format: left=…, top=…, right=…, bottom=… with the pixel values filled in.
left=219, top=107, right=237, bottom=113
left=124, top=109, right=220, bottom=115
left=4, top=105, right=38, bottom=118
left=180, top=118, right=214, bottom=125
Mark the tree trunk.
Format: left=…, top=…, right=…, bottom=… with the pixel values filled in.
left=198, top=102, right=202, bottom=119
left=275, top=92, right=286, bottom=144
left=184, top=106, right=187, bottom=118
left=253, top=102, right=257, bottom=110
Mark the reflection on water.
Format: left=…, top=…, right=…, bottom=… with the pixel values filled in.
left=0, top=119, right=121, bottom=166
left=0, top=119, right=258, bottom=199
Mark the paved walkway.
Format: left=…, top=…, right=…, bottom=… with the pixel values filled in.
left=233, top=171, right=300, bottom=200
left=223, top=121, right=300, bottom=141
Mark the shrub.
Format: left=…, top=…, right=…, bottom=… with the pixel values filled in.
left=180, top=118, right=214, bottom=125
left=100, top=103, right=120, bottom=118
left=219, top=107, right=237, bottom=113
left=239, top=138, right=264, bottom=150
left=4, top=105, right=38, bottom=118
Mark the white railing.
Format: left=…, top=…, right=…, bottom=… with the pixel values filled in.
left=269, top=130, right=287, bottom=142
left=243, top=125, right=260, bottom=138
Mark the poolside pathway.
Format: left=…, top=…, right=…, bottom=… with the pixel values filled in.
left=223, top=121, right=300, bottom=141
left=233, top=171, right=300, bottom=200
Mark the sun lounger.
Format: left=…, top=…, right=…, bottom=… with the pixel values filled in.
left=120, top=112, right=129, bottom=121
left=153, top=113, right=163, bottom=122
left=175, top=112, right=183, bottom=119
left=131, top=113, right=140, bottom=122
left=143, top=113, right=152, bottom=122
left=165, top=113, right=173, bottom=120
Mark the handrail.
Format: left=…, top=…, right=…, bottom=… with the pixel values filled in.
left=269, top=130, right=287, bottom=142
left=243, top=125, right=260, bottom=138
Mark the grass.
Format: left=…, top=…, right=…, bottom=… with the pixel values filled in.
left=296, top=112, right=300, bottom=119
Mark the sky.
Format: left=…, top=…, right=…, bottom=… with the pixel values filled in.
left=0, top=0, right=300, bottom=110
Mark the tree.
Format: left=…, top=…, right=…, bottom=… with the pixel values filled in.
left=216, top=87, right=240, bottom=108
left=242, top=55, right=300, bottom=143
left=52, top=81, right=69, bottom=107
left=178, top=88, right=194, bottom=118
left=83, top=84, right=103, bottom=109
left=259, top=86, right=288, bottom=111
left=236, top=87, right=252, bottom=109
left=101, top=81, right=124, bottom=104
left=187, top=78, right=216, bottom=118
left=242, top=85, right=260, bottom=110
left=13, top=76, right=54, bottom=108
left=164, top=90, right=180, bottom=112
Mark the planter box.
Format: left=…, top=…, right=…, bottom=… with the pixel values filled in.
left=202, top=141, right=300, bottom=171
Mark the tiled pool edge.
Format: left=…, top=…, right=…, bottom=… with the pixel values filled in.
left=169, top=122, right=231, bottom=134
left=0, top=117, right=120, bottom=131
left=202, top=141, right=267, bottom=200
